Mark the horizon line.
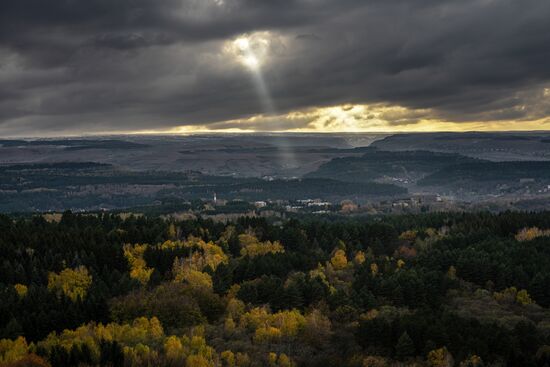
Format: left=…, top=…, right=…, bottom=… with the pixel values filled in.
left=3, top=129, right=550, bottom=140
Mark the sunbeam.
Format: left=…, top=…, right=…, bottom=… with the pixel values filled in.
left=230, top=34, right=298, bottom=174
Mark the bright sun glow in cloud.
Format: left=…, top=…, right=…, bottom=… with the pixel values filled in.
left=226, top=32, right=273, bottom=70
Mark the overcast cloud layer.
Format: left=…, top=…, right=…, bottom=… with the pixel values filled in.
left=1, top=0, right=550, bottom=136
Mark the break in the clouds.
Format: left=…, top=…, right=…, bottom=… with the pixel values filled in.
left=1, top=0, right=550, bottom=136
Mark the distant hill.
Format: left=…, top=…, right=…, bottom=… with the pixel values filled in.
left=0, top=139, right=148, bottom=150
left=0, top=134, right=379, bottom=176
left=372, top=132, right=550, bottom=161
left=419, top=161, right=550, bottom=187
left=306, top=148, right=478, bottom=183
left=0, top=162, right=406, bottom=212
left=0, top=162, right=111, bottom=171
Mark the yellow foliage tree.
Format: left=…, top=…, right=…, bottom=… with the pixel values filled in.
left=399, top=230, right=418, bottom=243
left=123, top=343, right=158, bottom=366
left=239, top=306, right=271, bottom=331
left=0, top=337, right=28, bottom=364
left=516, top=227, right=550, bottom=242
left=33, top=316, right=224, bottom=366
left=167, top=223, right=177, bottom=239
left=186, top=354, right=214, bottom=367
left=226, top=298, right=246, bottom=320
left=224, top=317, right=236, bottom=334
left=428, top=347, right=453, bottom=367
left=272, top=310, right=306, bottom=337
left=131, top=267, right=155, bottom=286
left=172, top=258, right=213, bottom=290
left=162, top=239, right=228, bottom=272
left=47, top=266, right=92, bottom=302
left=37, top=316, right=165, bottom=363
left=267, top=352, right=294, bottom=367
left=238, top=233, right=259, bottom=248
left=158, top=239, right=180, bottom=250
left=425, top=228, right=438, bottom=238
left=241, top=307, right=306, bottom=343
left=494, top=287, right=534, bottom=305
left=201, top=242, right=228, bottom=270
left=235, top=352, right=251, bottom=367
left=254, top=326, right=282, bottom=343
left=13, top=284, right=28, bottom=298
left=239, top=234, right=284, bottom=258
left=459, top=355, right=484, bottom=367
left=268, top=352, right=278, bottom=366
left=124, top=244, right=153, bottom=286
left=309, top=263, right=331, bottom=290
left=354, top=251, right=366, bottom=265
left=330, top=249, right=348, bottom=270
left=370, top=263, right=379, bottom=277
left=221, top=350, right=236, bottom=367
left=516, top=289, right=534, bottom=305
left=278, top=353, right=293, bottom=367
left=164, top=335, right=185, bottom=362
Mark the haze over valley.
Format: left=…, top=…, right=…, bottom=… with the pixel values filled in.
left=2, top=132, right=550, bottom=213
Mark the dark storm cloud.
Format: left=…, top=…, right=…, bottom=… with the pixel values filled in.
left=1, top=0, right=549, bottom=135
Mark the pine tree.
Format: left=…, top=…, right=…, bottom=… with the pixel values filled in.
left=1, top=317, right=23, bottom=339
left=395, top=331, right=415, bottom=360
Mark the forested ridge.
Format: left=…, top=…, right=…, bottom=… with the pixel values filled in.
left=1, top=212, right=550, bottom=366
left=0, top=163, right=405, bottom=213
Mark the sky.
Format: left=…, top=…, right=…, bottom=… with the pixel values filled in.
left=1, top=0, right=550, bottom=137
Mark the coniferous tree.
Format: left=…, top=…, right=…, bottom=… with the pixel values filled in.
left=395, top=331, right=415, bottom=360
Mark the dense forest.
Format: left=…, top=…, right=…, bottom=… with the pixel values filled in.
left=1, top=211, right=550, bottom=366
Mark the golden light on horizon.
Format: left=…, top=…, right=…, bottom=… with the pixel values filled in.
left=125, top=103, right=550, bottom=136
